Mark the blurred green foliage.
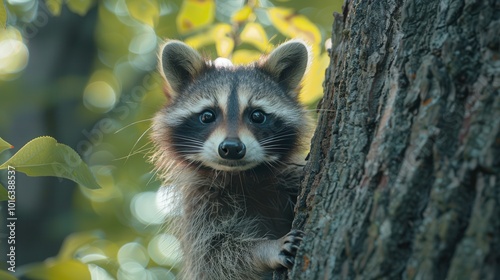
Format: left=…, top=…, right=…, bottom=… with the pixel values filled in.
left=0, top=0, right=342, bottom=279
left=0, top=0, right=6, bottom=28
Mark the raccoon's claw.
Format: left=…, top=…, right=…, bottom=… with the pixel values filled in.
left=278, top=230, right=304, bottom=269
left=284, top=256, right=294, bottom=268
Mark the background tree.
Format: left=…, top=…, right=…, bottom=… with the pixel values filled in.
left=289, top=0, right=499, bottom=279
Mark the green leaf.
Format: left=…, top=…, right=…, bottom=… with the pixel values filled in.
left=0, top=136, right=101, bottom=189
left=231, top=5, right=252, bottom=23
left=177, top=0, right=215, bottom=34
left=268, top=7, right=321, bottom=44
left=57, top=231, right=100, bottom=260
left=66, top=0, right=95, bottom=16
left=240, top=22, right=268, bottom=52
left=24, top=259, right=90, bottom=280
left=0, top=182, right=7, bottom=201
left=0, top=137, right=14, bottom=154
left=0, top=0, right=7, bottom=29
left=126, top=0, right=160, bottom=27
left=45, top=0, right=63, bottom=16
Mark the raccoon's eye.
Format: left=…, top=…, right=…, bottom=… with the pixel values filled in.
left=199, top=110, right=216, bottom=124
left=250, top=110, right=266, bottom=124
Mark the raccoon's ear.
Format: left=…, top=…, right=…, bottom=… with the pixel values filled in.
left=159, top=40, right=205, bottom=98
left=259, top=40, right=310, bottom=92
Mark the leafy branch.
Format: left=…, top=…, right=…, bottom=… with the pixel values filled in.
left=0, top=136, right=100, bottom=201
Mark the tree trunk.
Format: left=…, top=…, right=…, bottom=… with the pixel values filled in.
left=290, top=0, right=500, bottom=279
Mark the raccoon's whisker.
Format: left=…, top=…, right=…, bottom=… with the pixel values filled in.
left=143, top=146, right=156, bottom=157
left=261, top=137, right=296, bottom=144
left=263, top=158, right=287, bottom=168
left=172, top=144, right=204, bottom=150
left=261, top=162, right=280, bottom=178
left=125, top=126, right=154, bottom=163
left=259, top=133, right=297, bottom=144
left=244, top=130, right=284, bottom=151
left=130, top=146, right=155, bottom=157
left=171, top=143, right=204, bottom=152
left=260, top=139, right=294, bottom=146
left=114, top=118, right=154, bottom=134
left=304, top=108, right=337, bottom=113
left=259, top=129, right=292, bottom=138
left=170, top=134, right=201, bottom=140
left=177, top=151, right=202, bottom=155
left=263, top=164, right=281, bottom=176
left=171, top=137, right=205, bottom=144
left=146, top=167, right=161, bottom=186
left=179, top=150, right=203, bottom=156
left=171, top=142, right=203, bottom=146
left=262, top=131, right=297, bottom=139
left=123, top=144, right=153, bottom=162
left=171, top=137, right=205, bottom=145
left=172, top=148, right=203, bottom=153
left=261, top=138, right=296, bottom=146
left=114, top=145, right=154, bottom=161
left=262, top=148, right=291, bottom=151
left=174, top=147, right=202, bottom=151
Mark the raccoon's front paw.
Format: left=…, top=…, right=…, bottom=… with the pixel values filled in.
left=277, top=229, right=304, bottom=269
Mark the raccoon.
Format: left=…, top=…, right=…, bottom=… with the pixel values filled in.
left=151, top=39, right=311, bottom=280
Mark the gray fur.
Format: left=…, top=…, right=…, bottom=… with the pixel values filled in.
left=160, top=40, right=206, bottom=98
left=151, top=40, right=311, bottom=280
left=259, top=40, right=311, bottom=92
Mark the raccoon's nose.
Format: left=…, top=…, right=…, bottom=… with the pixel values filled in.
left=218, top=138, right=246, bottom=160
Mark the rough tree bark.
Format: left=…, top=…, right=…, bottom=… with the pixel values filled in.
left=289, top=0, right=500, bottom=279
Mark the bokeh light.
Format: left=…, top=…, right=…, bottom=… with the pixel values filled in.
left=129, top=26, right=157, bottom=55
left=7, top=0, right=34, bottom=5
left=131, top=191, right=167, bottom=225
left=117, top=262, right=148, bottom=280
left=118, top=242, right=149, bottom=267
left=147, top=233, right=182, bottom=267
left=0, top=28, right=29, bottom=80
left=79, top=247, right=108, bottom=264
left=89, top=264, right=115, bottom=280
left=83, top=81, right=117, bottom=113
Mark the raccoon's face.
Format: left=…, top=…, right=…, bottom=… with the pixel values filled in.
left=153, top=40, right=310, bottom=172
